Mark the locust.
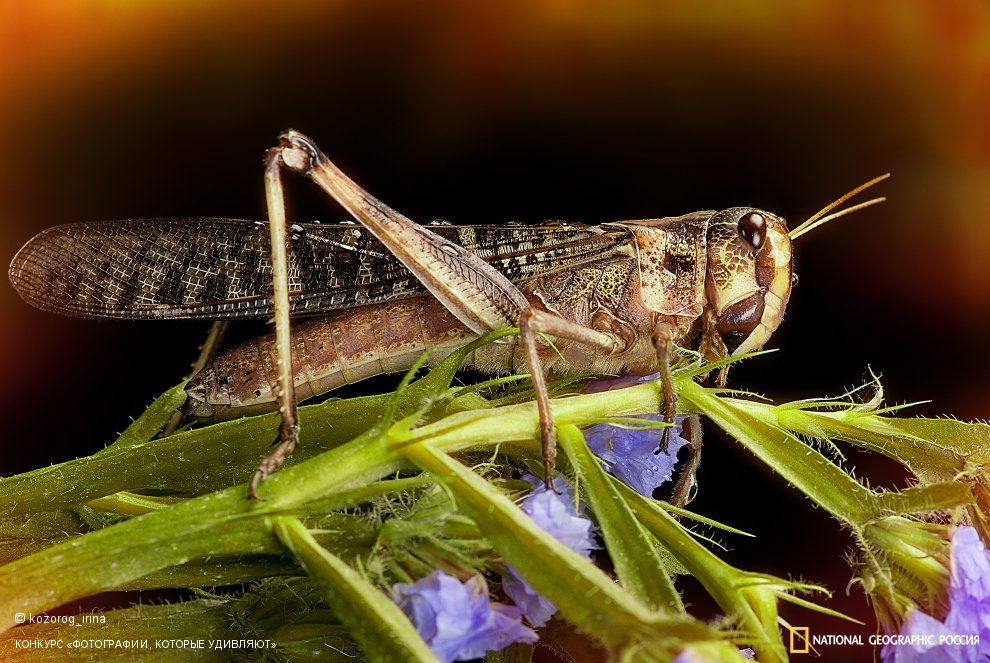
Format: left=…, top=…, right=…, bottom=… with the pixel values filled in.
left=8, top=130, right=887, bottom=503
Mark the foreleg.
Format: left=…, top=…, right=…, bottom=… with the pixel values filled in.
left=652, top=331, right=678, bottom=453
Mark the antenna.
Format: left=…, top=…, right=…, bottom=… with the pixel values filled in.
left=789, top=173, right=889, bottom=240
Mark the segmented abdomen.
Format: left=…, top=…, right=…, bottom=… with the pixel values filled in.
left=184, top=295, right=512, bottom=420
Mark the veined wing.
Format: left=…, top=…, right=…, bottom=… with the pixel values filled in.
left=9, top=218, right=630, bottom=320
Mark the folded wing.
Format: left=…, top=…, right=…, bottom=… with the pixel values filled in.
left=9, top=218, right=629, bottom=320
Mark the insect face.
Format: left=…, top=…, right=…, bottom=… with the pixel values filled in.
left=704, top=207, right=794, bottom=356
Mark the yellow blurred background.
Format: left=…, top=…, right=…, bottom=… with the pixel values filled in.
left=1, top=0, right=988, bottom=653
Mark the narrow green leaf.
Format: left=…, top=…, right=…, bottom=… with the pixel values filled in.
left=273, top=516, right=438, bottom=663
left=85, top=492, right=181, bottom=516
left=108, top=382, right=189, bottom=449
left=621, top=486, right=796, bottom=662
left=0, top=484, right=278, bottom=632
left=678, top=379, right=879, bottom=526
left=714, top=391, right=976, bottom=513
left=556, top=424, right=682, bottom=613
left=770, top=406, right=966, bottom=484
left=873, top=481, right=973, bottom=515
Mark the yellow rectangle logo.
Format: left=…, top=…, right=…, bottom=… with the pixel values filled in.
left=789, top=626, right=810, bottom=654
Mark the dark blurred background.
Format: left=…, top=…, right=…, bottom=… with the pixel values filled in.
left=2, top=1, right=988, bottom=658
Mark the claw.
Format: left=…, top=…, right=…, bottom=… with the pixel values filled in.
left=249, top=419, right=298, bottom=500
left=669, top=414, right=703, bottom=507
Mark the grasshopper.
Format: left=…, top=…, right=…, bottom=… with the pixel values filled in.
left=8, top=130, right=887, bottom=502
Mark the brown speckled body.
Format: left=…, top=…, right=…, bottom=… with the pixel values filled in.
left=521, top=251, right=696, bottom=378
left=9, top=204, right=794, bottom=422
left=184, top=212, right=754, bottom=421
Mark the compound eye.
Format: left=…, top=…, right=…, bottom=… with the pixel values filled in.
left=738, top=212, right=766, bottom=251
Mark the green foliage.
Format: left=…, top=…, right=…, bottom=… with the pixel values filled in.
left=0, top=336, right=985, bottom=662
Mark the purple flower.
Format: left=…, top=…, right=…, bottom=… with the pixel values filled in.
left=583, top=372, right=691, bottom=497
left=584, top=415, right=690, bottom=497
left=502, top=477, right=598, bottom=626
left=501, top=571, right=557, bottom=628
left=392, top=570, right=537, bottom=662
left=518, top=475, right=597, bottom=554
left=883, top=526, right=990, bottom=663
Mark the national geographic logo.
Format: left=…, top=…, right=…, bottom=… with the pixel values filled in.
left=786, top=625, right=980, bottom=654
left=788, top=626, right=865, bottom=653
